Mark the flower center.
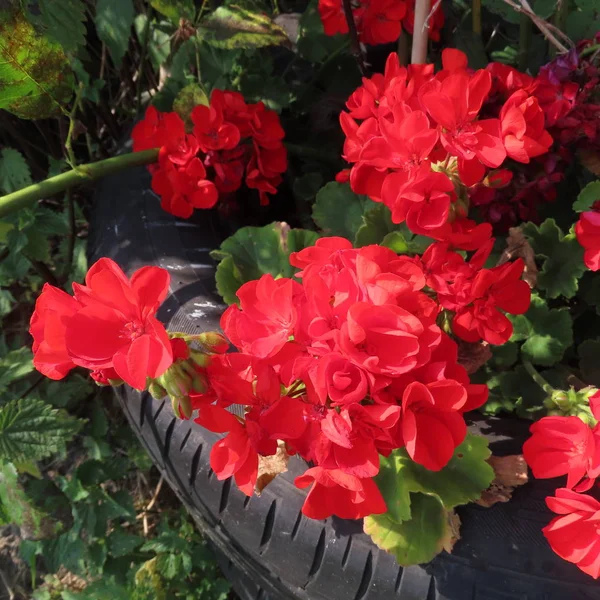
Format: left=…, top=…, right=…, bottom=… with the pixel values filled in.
left=121, top=321, right=144, bottom=341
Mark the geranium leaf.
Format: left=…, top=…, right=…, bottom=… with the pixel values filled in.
left=364, top=493, right=453, bottom=566
left=522, top=218, right=586, bottom=299
left=510, top=295, right=573, bottom=366
left=173, top=83, right=209, bottom=130
left=211, top=223, right=319, bottom=304
left=0, top=7, right=73, bottom=119
left=199, top=6, right=289, bottom=50
left=375, top=434, right=494, bottom=524
left=573, top=181, right=600, bottom=213
left=95, top=0, right=135, bottom=68
left=312, top=182, right=376, bottom=240
left=354, top=203, right=396, bottom=247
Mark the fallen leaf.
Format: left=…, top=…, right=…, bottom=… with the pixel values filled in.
left=457, top=340, right=492, bottom=374
left=255, top=441, right=289, bottom=495
left=497, top=227, right=538, bottom=288
left=476, top=454, right=528, bottom=508
left=441, top=510, right=461, bottom=553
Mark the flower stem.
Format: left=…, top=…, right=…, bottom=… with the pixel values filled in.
left=411, top=0, right=431, bottom=64
left=523, top=360, right=555, bottom=395
left=472, top=0, right=482, bottom=35
left=0, top=149, right=159, bottom=218
left=341, top=0, right=368, bottom=76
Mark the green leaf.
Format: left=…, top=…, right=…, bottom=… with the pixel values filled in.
left=297, top=0, right=347, bottom=63
left=150, top=0, right=196, bottom=23
left=0, top=347, right=34, bottom=390
left=566, top=10, right=599, bottom=42
left=107, top=527, right=144, bottom=558
left=211, top=223, right=318, bottom=304
left=42, top=532, right=86, bottom=574
left=0, top=148, right=32, bottom=194
left=23, top=228, right=51, bottom=262
left=0, top=462, right=57, bottom=538
left=579, top=339, right=600, bottom=387
left=0, top=397, right=83, bottom=462
left=27, top=0, right=87, bottom=55
left=134, top=14, right=171, bottom=72
left=293, top=172, right=323, bottom=202
left=511, top=295, right=573, bottom=366
left=312, top=182, right=375, bottom=240
left=354, top=203, right=396, bottom=247
left=0, top=7, right=74, bottom=119
left=453, top=28, right=488, bottom=70
left=173, top=83, right=209, bottom=129
left=200, top=5, right=289, bottom=50
left=375, top=434, right=493, bottom=523
left=0, top=290, right=15, bottom=318
left=482, top=0, right=521, bottom=24
left=156, top=552, right=182, bottom=579
left=522, top=218, right=586, bottom=299
left=364, top=493, right=452, bottom=566
left=573, top=181, right=600, bottom=213
left=95, top=0, right=135, bottom=68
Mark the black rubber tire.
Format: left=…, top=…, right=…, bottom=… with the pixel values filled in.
left=89, top=164, right=600, bottom=600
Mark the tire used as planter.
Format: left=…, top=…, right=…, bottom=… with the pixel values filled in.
left=88, top=164, right=600, bottom=600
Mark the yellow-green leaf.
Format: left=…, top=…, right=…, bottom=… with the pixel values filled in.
left=0, top=7, right=74, bottom=119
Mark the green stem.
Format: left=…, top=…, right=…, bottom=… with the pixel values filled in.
left=472, top=0, right=482, bottom=35
left=65, top=83, right=85, bottom=168
left=523, top=360, right=555, bottom=395
left=581, top=43, right=600, bottom=58
left=518, top=12, right=532, bottom=72
left=0, top=149, right=159, bottom=218
left=550, top=0, right=568, bottom=58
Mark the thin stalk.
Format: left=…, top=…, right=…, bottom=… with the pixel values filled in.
left=0, top=149, right=159, bottom=218
left=523, top=360, right=555, bottom=395
left=518, top=11, right=532, bottom=72
left=341, top=0, right=368, bottom=76
left=550, top=0, right=568, bottom=58
left=136, top=6, right=152, bottom=113
left=472, top=0, right=482, bottom=35
left=411, top=0, right=431, bottom=64
left=65, top=83, right=85, bottom=168
left=581, top=43, right=600, bottom=58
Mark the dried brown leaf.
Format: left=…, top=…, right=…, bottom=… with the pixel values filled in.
left=476, top=454, right=528, bottom=508
left=457, top=340, right=492, bottom=374
left=442, top=510, right=461, bottom=554
left=255, top=442, right=289, bottom=495
left=497, top=227, right=538, bottom=288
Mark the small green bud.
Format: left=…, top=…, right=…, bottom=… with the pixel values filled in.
left=149, top=381, right=167, bottom=399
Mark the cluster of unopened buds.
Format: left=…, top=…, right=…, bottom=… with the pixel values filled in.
left=29, top=236, right=530, bottom=520
left=132, top=89, right=287, bottom=218
left=524, top=389, right=600, bottom=578
left=318, top=0, right=444, bottom=46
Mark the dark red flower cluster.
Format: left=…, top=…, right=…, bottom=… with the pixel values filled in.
left=339, top=49, right=552, bottom=248
left=132, top=90, right=287, bottom=218
left=523, top=391, right=600, bottom=578
left=189, top=237, right=529, bottom=520
left=318, top=0, right=443, bottom=46
left=30, top=258, right=173, bottom=390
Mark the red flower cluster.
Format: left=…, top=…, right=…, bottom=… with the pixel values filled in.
left=339, top=49, right=553, bottom=248
left=576, top=210, right=600, bottom=272
left=523, top=391, right=600, bottom=578
left=471, top=37, right=600, bottom=230
left=186, top=236, right=528, bottom=520
left=132, top=90, right=287, bottom=218
left=30, top=259, right=173, bottom=390
left=318, top=0, right=443, bottom=46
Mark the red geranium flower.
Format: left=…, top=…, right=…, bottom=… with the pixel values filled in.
left=543, top=488, right=600, bottom=579
left=318, top=0, right=349, bottom=36
left=295, top=466, right=387, bottom=520
left=192, top=95, right=241, bottom=152
left=359, top=0, right=406, bottom=46
left=401, top=380, right=467, bottom=470
left=575, top=211, right=600, bottom=272
left=523, top=416, right=600, bottom=489
left=30, top=259, right=173, bottom=390
left=500, top=90, right=553, bottom=163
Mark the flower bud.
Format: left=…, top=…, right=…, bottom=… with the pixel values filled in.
left=483, top=169, right=513, bottom=189
left=195, top=332, right=229, bottom=354
left=149, top=381, right=167, bottom=399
